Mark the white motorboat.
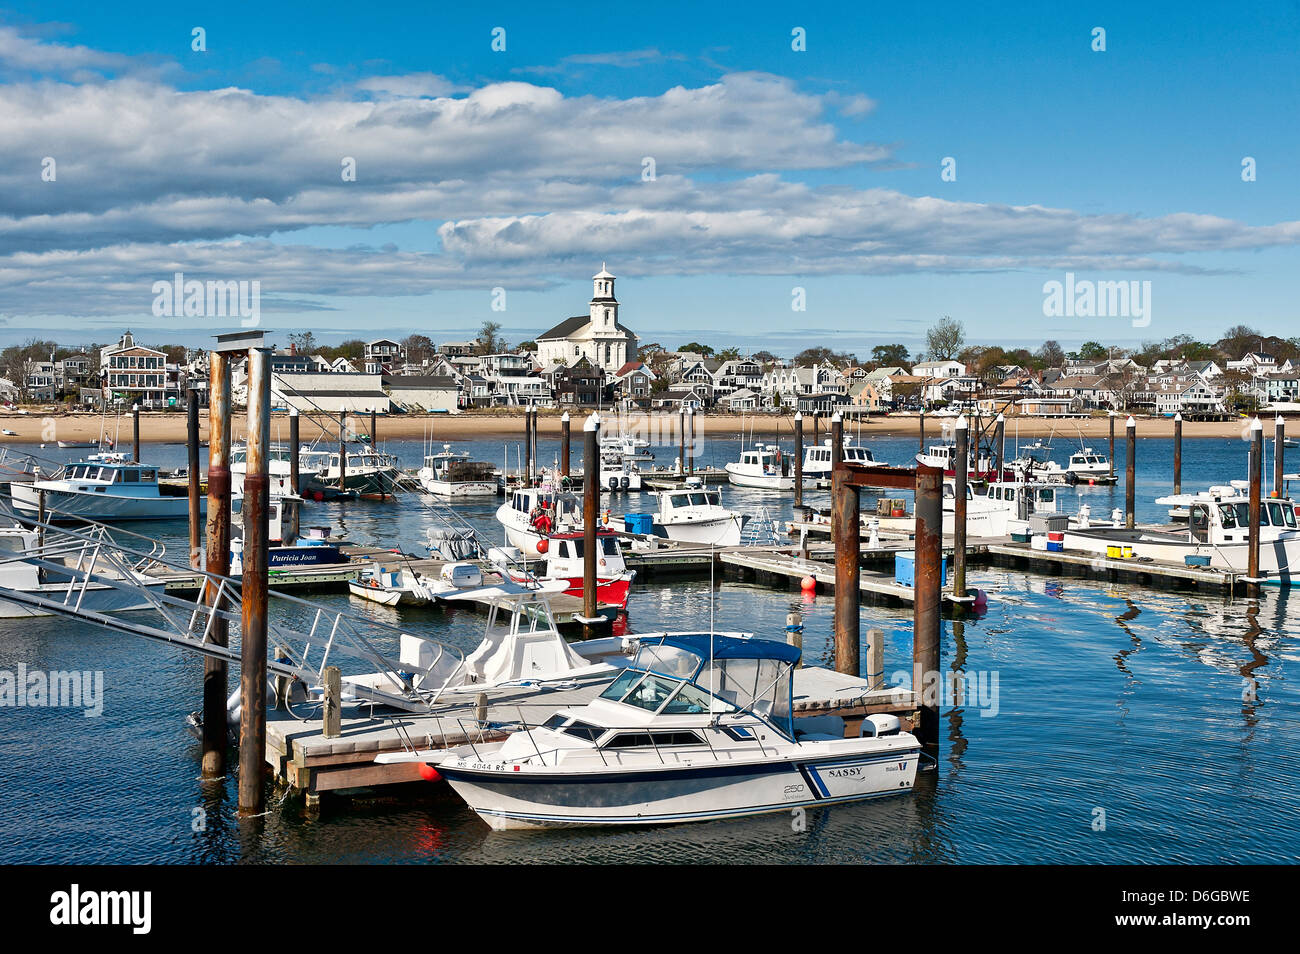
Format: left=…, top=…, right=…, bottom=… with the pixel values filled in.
left=801, top=438, right=877, bottom=484
left=495, top=484, right=585, bottom=557
left=1029, top=447, right=1114, bottom=485
left=916, top=442, right=996, bottom=480
left=418, top=445, right=497, bottom=497
left=381, top=633, right=920, bottom=829
left=1065, top=485, right=1300, bottom=582
left=725, top=444, right=803, bottom=490
left=349, top=561, right=486, bottom=606
left=598, top=451, right=643, bottom=492
left=228, top=494, right=345, bottom=576
left=644, top=479, right=748, bottom=546
left=600, top=432, right=654, bottom=462
left=10, top=457, right=197, bottom=521
left=0, top=524, right=168, bottom=618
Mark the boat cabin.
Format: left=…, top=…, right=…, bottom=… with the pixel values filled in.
left=53, top=462, right=158, bottom=492
left=1189, top=493, right=1299, bottom=544
left=657, top=486, right=724, bottom=514
left=736, top=446, right=788, bottom=475
left=805, top=441, right=875, bottom=469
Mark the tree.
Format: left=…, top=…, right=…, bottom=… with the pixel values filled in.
left=517, top=340, right=537, bottom=352
left=717, top=346, right=742, bottom=362
left=1219, top=324, right=1262, bottom=357
left=1075, top=341, right=1108, bottom=361
left=924, top=316, right=965, bottom=360
left=871, top=344, right=910, bottom=368
left=678, top=342, right=715, bottom=357
left=476, top=321, right=504, bottom=355
left=752, top=350, right=777, bottom=364
left=287, top=331, right=318, bottom=356
left=1036, top=339, right=1065, bottom=368
left=402, top=334, right=435, bottom=363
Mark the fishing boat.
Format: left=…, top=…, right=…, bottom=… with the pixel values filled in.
left=1064, top=485, right=1300, bottom=583
left=500, top=530, right=635, bottom=608
left=299, top=445, right=401, bottom=500
left=643, top=479, right=748, bottom=546
left=600, top=432, right=654, bottom=462
left=916, top=442, right=997, bottom=480
left=417, top=445, right=497, bottom=497
left=598, top=450, right=643, bottom=492
left=10, top=458, right=196, bottom=521
left=800, top=438, right=877, bottom=483
left=384, top=633, right=920, bottom=829
left=725, top=444, right=802, bottom=490
left=55, top=440, right=99, bottom=449
left=1029, top=447, right=1114, bottom=485
left=0, top=524, right=169, bottom=618
left=495, top=484, right=585, bottom=557
left=230, top=443, right=297, bottom=497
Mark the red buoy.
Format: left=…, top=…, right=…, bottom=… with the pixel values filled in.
left=418, top=763, right=441, bottom=782
left=536, top=537, right=549, bottom=554
left=800, top=576, right=816, bottom=593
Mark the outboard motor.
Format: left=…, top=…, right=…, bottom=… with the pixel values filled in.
left=861, top=713, right=902, bottom=738
left=608, top=476, right=619, bottom=491
left=620, top=476, right=630, bottom=490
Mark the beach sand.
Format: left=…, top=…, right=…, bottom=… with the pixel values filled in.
left=0, top=409, right=1266, bottom=446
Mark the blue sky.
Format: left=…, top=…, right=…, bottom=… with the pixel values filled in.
left=1, top=1, right=1296, bottom=357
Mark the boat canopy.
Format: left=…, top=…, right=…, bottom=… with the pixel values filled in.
left=656, top=633, right=800, bottom=665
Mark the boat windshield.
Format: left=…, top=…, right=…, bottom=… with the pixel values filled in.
left=599, top=670, right=721, bottom=715
left=698, top=656, right=793, bottom=739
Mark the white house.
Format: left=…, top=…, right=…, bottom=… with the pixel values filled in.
left=912, top=359, right=967, bottom=380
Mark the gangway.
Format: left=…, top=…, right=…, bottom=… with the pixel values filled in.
left=0, top=511, right=466, bottom=715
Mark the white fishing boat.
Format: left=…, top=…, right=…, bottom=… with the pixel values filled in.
left=230, top=443, right=296, bottom=497
left=1030, top=447, right=1113, bottom=484
left=725, top=444, right=802, bottom=490
left=417, top=445, right=497, bottom=497
left=598, top=451, right=643, bottom=492
left=228, top=494, right=345, bottom=576
left=380, top=633, right=920, bottom=829
left=10, top=458, right=196, bottom=521
left=644, top=479, right=748, bottom=546
left=916, top=442, right=996, bottom=479
left=300, top=446, right=401, bottom=499
left=0, top=525, right=168, bottom=618
left=801, top=438, right=877, bottom=483
left=600, top=432, right=654, bottom=462
left=1064, top=485, right=1300, bottom=582
left=495, top=484, right=584, bottom=557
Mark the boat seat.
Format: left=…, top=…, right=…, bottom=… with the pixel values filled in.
left=793, top=714, right=846, bottom=741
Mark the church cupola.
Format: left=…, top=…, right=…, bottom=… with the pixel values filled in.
left=590, top=262, right=618, bottom=330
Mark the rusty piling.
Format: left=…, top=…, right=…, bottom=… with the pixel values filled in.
left=793, top=411, right=804, bottom=507
left=1249, top=417, right=1263, bottom=594
left=201, top=351, right=232, bottom=779
left=583, top=413, right=600, bottom=626
left=953, top=414, right=969, bottom=598
left=831, top=462, right=859, bottom=676
left=561, top=410, right=571, bottom=478
left=913, top=463, right=944, bottom=752
left=1125, top=415, right=1136, bottom=529
left=1173, top=411, right=1183, bottom=495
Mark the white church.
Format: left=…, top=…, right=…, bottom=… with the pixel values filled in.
left=535, top=265, right=638, bottom=373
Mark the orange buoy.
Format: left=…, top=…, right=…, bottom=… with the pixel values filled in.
left=536, top=537, right=549, bottom=554
left=418, top=763, right=441, bottom=782
left=800, top=576, right=816, bottom=593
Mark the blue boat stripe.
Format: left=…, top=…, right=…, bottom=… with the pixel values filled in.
left=438, top=749, right=919, bottom=786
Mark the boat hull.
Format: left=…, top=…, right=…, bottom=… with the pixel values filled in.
left=10, top=483, right=192, bottom=521
left=440, top=747, right=920, bottom=829
left=1063, top=527, right=1300, bottom=583
left=654, top=515, right=746, bottom=547
left=420, top=479, right=497, bottom=497
left=724, top=465, right=799, bottom=490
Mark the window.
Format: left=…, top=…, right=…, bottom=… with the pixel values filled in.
left=604, top=731, right=703, bottom=748
left=561, top=720, right=604, bottom=742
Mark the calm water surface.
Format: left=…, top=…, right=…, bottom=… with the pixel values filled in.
left=1, top=432, right=1297, bottom=863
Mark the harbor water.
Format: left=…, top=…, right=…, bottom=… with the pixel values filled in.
left=2, top=431, right=1298, bottom=863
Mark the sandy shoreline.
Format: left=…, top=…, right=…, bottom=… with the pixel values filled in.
left=0, top=410, right=1267, bottom=445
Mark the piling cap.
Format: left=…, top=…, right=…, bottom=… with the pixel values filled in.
left=794, top=410, right=802, bottom=420
left=1126, top=415, right=1135, bottom=427
left=1109, top=409, right=1116, bottom=417
left=1276, top=414, right=1284, bottom=425
left=831, top=412, right=842, bottom=423
left=996, top=413, right=1005, bottom=422
left=561, top=411, right=569, bottom=422
left=289, top=406, right=299, bottom=417
left=1174, top=412, right=1181, bottom=421
left=956, top=414, right=968, bottom=429
left=584, top=413, right=600, bottom=432
left=1251, top=416, right=1263, bottom=431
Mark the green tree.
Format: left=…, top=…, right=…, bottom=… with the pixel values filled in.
left=870, top=343, right=910, bottom=367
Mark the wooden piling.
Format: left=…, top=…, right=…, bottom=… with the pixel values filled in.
left=831, top=412, right=843, bottom=469
left=1125, top=416, right=1136, bottom=529
left=993, top=413, right=1005, bottom=479
left=560, top=411, right=571, bottom=477
left=953, top=415, right=969, bottom=598
left=1275, top=415, right=1285, bottom=495
left=1173, top=412, right=1183, bottom=495
left=687, top=407, right=695, bottom=475
left=793, top=411, right=804, bottom=507
left=582, top=414, right=600, bottom=625
left=678, top=408, right=686, bottom=476
left=1249, top=417, right=1262, bottom=594
left=865, top=628, right=884, bottom=691
left=132, top=403, right=141, bottom=462
left=187, top=389, right=202, bottom=569
left=337, top=412, right=347, bottom=492
left=201, top=351, right=232, bottom=779
left=831, top=464, right=859, bottom=676
left=918, top=408, right=925, bottom=453
left=288, top=407, right=300, bottom=496
left=1108, top=410, right=1116, bottom=481
left=322, top=666, right=341, bottom=739
left=913, top=464, right=943, bottom=751
left=238, top=346, right=272, bottom=815
left=370, top=408, right=377, bottom=449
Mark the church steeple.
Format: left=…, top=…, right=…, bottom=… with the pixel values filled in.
left=590, top=263, right=618, bottom=331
